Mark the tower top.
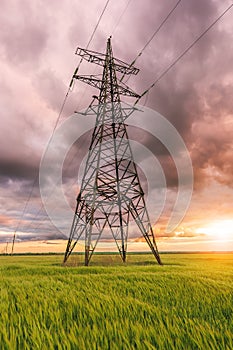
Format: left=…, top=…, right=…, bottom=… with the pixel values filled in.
left=73, top=38, right=140, bottom=100
left=75, top=39, right=139, bottom=76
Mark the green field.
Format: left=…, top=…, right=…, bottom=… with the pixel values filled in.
left=0, top=253, right=232, bottom=349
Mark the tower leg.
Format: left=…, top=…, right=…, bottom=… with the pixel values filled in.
left=122, top=246, right=126, bottom=262
left=85, top=245, right=90, bottom=266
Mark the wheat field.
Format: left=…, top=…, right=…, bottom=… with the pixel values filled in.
left=0, top=253, right=232, bottom=349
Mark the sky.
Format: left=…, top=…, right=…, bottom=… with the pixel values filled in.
left=0, top=0, right=233, bottom=253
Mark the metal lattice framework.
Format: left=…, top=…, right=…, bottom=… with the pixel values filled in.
left=64, top=37, right=162, bottom=265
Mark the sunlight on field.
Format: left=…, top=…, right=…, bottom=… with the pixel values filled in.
left=0, top=253, right=233, bottom=349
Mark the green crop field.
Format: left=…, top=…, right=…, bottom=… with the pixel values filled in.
left=0, top=253, right=232, bottom=350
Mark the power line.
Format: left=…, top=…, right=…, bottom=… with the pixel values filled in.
left=121, top=0, right=182, bottom=83
left=20, top=2, right=123, bottom=236
left=45, top=0, right=112, bottom=153
left=11, top=0, right=111, bottom=252
left=73, top=0, right=182, bottom=110
left=20, top=149, right=79, bottom=236
left=87, top=0, right=111, bottom=49
left=132, top=0, right=182, bottom=67
left=15, top=1, right=232, bottom=244
left=74, top=0, right=132, bottom=112
left=11, top=83, right=71, bottom=252
left=11, top=175, right=38, bottom=254
left=69, top=0, right=111, bottom=90
left=135, top=3, right=233, bottom=105
left=111, top=0, right=132, bottom=36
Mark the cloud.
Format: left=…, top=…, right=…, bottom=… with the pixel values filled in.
left=0, top=0, right=233, bottom=244
left=134, top=225, right=207, bottom=242
left=0, top=0, right=49, bottom=66
left=0, top=215, right=13, bottom=226
left=190, top=84, right=233, bottom=189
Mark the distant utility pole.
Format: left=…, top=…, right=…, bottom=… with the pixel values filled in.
left=11, top=233, right=16, bottom=255
left=64, top=37, right=162, bottom=266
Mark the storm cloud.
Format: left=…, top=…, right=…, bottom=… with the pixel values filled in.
left=0, top=0, right=233, bottom=247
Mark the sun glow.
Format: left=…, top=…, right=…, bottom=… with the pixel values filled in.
left=196, top=220, right=233, bottom=241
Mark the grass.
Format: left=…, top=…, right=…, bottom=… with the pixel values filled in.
left=0, top=253, right=233, bottom=349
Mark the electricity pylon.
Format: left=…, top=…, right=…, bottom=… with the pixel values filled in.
left=64, top=37, right=162, bottom=266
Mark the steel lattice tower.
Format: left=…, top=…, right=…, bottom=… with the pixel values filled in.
left=64, top=37, right=162, bottom=265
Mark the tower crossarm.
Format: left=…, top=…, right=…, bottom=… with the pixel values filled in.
left=75, top=47, right=139, bottom=76
left=73, top=74, right=140, bottom=98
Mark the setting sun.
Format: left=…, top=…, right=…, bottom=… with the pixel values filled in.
left=196, top=220, right=233, bottom=241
